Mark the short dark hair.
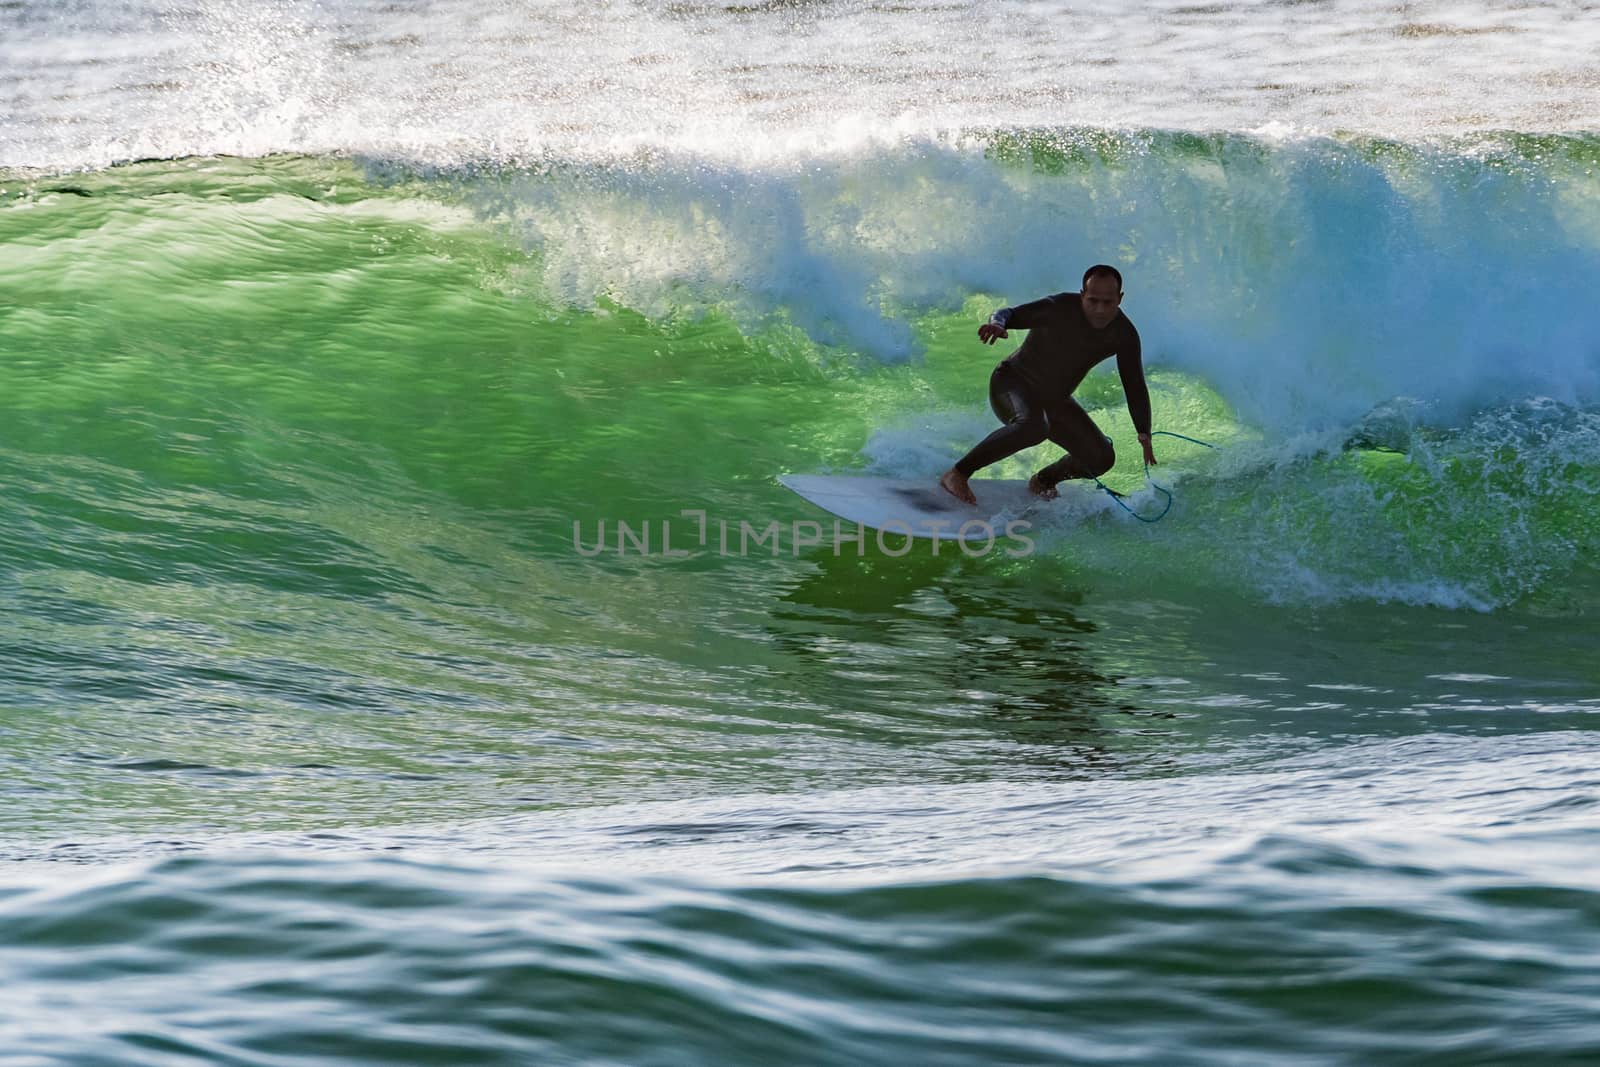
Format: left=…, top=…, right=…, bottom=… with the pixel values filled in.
left=1082, top=264, right=1123, bottom=292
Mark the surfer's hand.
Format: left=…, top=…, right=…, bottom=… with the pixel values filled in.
left=1139, top=433, right=1157, bottom=466
left=977, top=323, right=1008, bottom=344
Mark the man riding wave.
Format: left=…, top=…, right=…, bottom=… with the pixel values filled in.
left=940, top=264, right=1156, bottom=505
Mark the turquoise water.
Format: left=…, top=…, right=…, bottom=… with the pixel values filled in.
left=5, top=3, right=1600, bottom=1063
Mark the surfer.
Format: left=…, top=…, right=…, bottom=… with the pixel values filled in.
left=939, top=265, right=1156, bottom=505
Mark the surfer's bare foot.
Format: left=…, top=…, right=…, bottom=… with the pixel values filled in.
left=1028, top=472, right=1058, bottom=500
left=939, top=468, right=977, bottom=506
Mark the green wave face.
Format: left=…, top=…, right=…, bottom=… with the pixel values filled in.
left=3, top=147, right=1600, bottom=840
left=7, top=147, right=1598, bottom=611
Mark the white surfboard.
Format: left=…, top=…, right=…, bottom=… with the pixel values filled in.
left=778, top=473, right=1045, bottom=542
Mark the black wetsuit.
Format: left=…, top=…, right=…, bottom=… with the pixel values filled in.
left=954, top=292, right=1152, bottom=487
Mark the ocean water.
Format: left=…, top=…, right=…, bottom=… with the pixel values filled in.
left=4, top=2, right=1600, bottom=1063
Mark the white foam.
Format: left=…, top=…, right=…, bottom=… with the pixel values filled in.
left=462, top=133, right=1600, bottom=439
left=5, top=0, right=1600, bottom=171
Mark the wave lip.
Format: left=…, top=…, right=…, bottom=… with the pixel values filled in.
left=463, top=128, right=1600, bottom=431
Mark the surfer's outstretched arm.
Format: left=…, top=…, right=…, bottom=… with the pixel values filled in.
left=977, top=294, right=1062, bottom=343
left=995, top=294, right=1064, bottom=330
left=978, top=306, right=1012, bottom=344
left=1115, top=327, right=1157, bottom=466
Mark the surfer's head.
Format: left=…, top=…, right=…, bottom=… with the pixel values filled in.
left=1080, top=265, right=1123, bottom=329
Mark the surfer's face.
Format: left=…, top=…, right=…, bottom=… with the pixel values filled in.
left=1080, top=277, right=1122, bottom=329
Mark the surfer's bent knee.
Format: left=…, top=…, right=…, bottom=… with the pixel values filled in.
left=1083, top=437, right=1115, bottom=478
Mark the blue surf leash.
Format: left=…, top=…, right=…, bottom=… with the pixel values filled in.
left=1093, top=430, right=1217, bottom=523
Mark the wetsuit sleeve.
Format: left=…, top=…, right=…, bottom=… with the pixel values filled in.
left=1115, top=323, right=1153, bottom=435
left=990, top=294, right=1059, bottom=331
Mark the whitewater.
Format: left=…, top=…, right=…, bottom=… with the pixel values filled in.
left=3, top=2, right=1600, bottom=1064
